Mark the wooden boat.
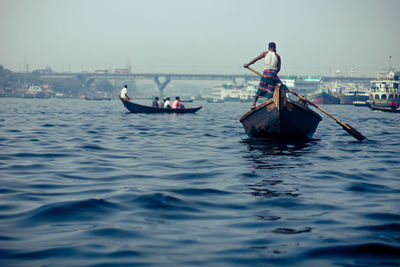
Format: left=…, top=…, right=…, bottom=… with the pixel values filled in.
left=240, top=87, right=322, bottom=139
left=207, top=98, right=224, bottom=103
left=368, top=105, right=400, bottom=113
left=353, top=100, right=370, bottom=107
left=307, top=89, right=340, bottom=104
left=120, top=98, right=202, bottom=114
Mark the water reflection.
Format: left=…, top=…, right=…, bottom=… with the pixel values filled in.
left=240, top=138, right=319, bottom=203
left=246, top=178, right=301, bottom=198
left=241, top=137, right=319, bottom=157
left=240, top=138, right=319, bottom=169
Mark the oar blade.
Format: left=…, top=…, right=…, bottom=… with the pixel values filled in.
left=341, top=123, right=366, bottom=141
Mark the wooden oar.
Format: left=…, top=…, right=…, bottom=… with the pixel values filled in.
left=245, top=66, right=366, bottom=141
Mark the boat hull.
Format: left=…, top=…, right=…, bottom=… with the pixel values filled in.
left=353, top=100, right=370, bottom=107
left=308, top=91, right=339, bottom=105
left=340, top=94, right=369, bottom=105
left=85, top=97, right=111, bottom=101
left=121, top=99, right=202, bottom=114
left=369, top=105, right=400, bottom=113
left=240, top=91, right=322, bottom=140
left=368, top=97, right=400, bottom=108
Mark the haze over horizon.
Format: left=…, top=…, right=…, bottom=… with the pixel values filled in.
left=1, top=0, right=399, bottom=76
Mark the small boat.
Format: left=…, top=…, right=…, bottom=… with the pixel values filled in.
left=120, top=98, right=202, bottom=114
left=368, top=105, right=400, bottom=113
left=240, top=87, right=322, bottom=139
left=207, top=98, right=224, bottom=103
left=353, top=100, right=370, bottom=107
left=85, top=96, right=112, bottom=101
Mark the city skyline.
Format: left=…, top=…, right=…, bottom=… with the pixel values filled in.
left=1, top=0, right=399, bottom=76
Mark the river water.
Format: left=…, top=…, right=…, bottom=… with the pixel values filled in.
left=0, top=98, right=399, bottom=266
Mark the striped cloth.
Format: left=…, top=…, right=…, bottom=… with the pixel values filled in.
left=256, top=70, right=288, bottom=99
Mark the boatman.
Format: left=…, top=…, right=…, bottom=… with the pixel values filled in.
left=120, top=85, right=130, bottom=101
left=244, top=42, right=288, bottom=109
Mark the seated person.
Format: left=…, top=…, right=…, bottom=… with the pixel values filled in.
left=172, top=96, right=185, bottom=109
left=390, top=101, right=397, bottom=110
left=164, top=97, right=172, bottom=108
left=152, top=97, right=159, bottom=108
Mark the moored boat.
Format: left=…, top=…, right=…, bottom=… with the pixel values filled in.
left=368, top=105, right=400, bottom=113
left=307, top=89, right=340, bottom=104
left=353, top=100, right=370, bottom=107
left=339, top=88, right=369, bottom=105
left=85, top=96, right=112, bottom=101
left=240, top=87, right=322, bottom=139
left=207, top=98, right=224, bottom=103
left=120, top=98, right=202, bottom=114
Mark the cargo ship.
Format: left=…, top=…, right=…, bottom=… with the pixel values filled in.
left=339, top=86, right=369, bottom=105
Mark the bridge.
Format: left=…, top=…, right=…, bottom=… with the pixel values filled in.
left=35, top=71, right=374, bottom=96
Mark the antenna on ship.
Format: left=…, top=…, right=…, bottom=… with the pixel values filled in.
left=389, top=55, right=392, bottom=71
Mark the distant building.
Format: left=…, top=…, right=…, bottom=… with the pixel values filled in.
left=32, top=66, right=52, bottom=74
left=211, top=82, right=258, bottom=101
left=27, top=85, right=43, bottom=94
left=95, top=70, right=109, bottom=74
left=115, top=68, right=130, bottom=74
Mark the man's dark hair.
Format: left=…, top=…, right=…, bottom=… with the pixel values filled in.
left=268, top=42, right=276, bottom=49
left=124, top=85, right=127, bottom=88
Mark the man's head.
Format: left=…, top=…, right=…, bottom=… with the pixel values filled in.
left=124, top=85, right=127, bottom=88
left=176, top=96, right=180, bottom=100
left=268, top=42, right=276, bottom=51
left=155, top=97, right=159, bottom=100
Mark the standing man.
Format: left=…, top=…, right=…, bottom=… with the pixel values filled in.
left=244, top=42, right=287, bottom=108
left=120, top=85, right=130, bottom=101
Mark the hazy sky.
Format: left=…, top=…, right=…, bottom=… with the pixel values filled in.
left=1, top=0, right=399, bottom=76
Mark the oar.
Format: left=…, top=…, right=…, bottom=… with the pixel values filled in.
left=245, top=66, right=366, bottom=141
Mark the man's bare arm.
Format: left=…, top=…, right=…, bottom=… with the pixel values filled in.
left=244, top=52, right=267, bottom=68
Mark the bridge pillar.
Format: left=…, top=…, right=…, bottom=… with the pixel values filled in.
left=154, top=76, right=171, bottom=98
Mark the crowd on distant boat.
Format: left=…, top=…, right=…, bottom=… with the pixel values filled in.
left=120, top=84, right=185, bottom=109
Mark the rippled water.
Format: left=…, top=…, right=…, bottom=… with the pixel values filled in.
left=0, top=98, right=399, bottom=266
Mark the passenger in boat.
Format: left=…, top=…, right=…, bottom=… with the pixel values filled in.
left=172, top=96, right=185, bottom=109
left=152, top=97, right=159, bottom=108
left=158, top=98, right=163, bottom=108
left=390, top=101, right=397, bottom=110
left=244, top=42, right=288, bottom=109
left=120, top=85, right=130, bottom=101
left=164, top=97, right=172, bottom=108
